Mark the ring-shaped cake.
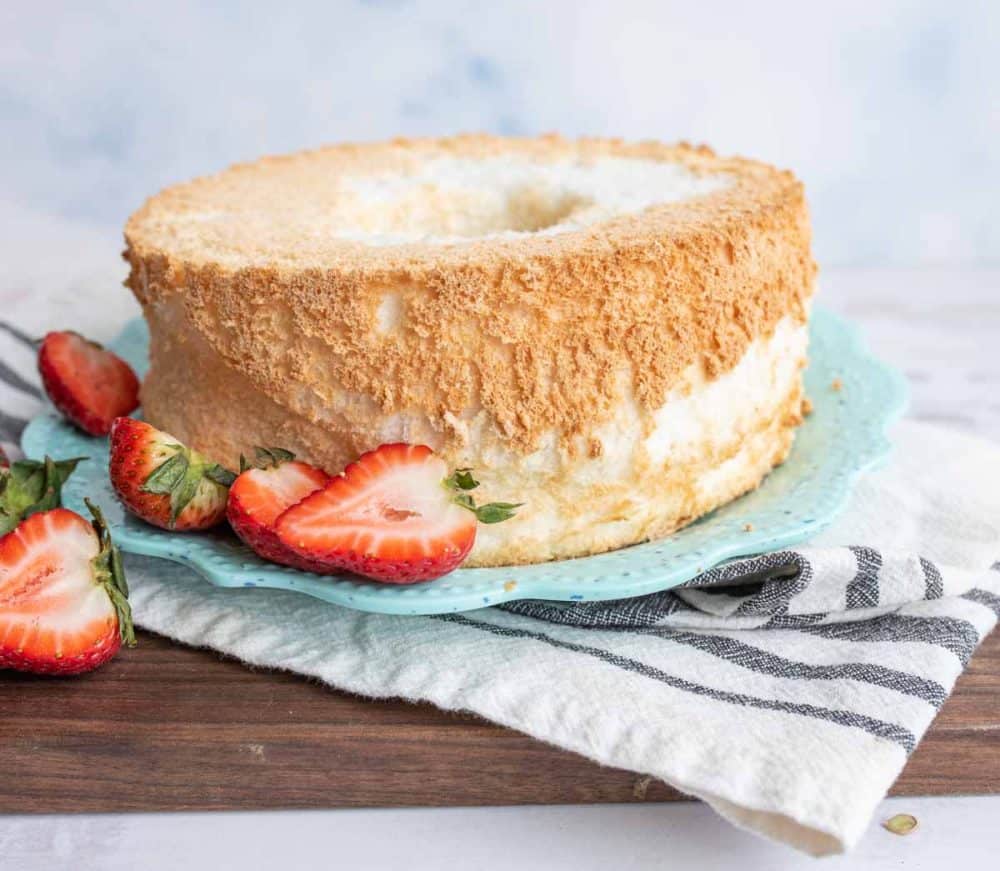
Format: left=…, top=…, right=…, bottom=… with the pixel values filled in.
left=124, top=135, right=816, bottom=566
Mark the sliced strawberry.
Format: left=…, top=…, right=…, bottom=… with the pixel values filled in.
left=275, top=443, right=520, bottom=584
left=38, top=331, right=140, bottom=436
left=227, top=447, right=329, bottom=570
left=109, top=417, right=235, bottom=531
left=0, top=503, right=134, bottom=675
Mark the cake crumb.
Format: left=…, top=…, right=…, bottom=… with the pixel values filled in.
left=882, top=813, right=918, bottom=836
left=504, top=580, right=517, bottom=592
left=632, top=776, right=653, bottom=799
left=831, top=377, right=843, bottom=392
left=743, top=523, right=754, bottom=532
left=801, top=397, right=814, bottom=415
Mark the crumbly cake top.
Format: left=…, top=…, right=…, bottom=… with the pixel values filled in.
left=125, top=135, right=816, bottom=458
left=127, top=134, right=798, bottom=272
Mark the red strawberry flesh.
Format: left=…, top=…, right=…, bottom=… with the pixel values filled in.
left=0, top=508, right=126, bottom=674
left=275, top=443, right=477, bottom=584
left=39, top=332, right=139, bottom=436
left=228, top=460, right=329, bottom=570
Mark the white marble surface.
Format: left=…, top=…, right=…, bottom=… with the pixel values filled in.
left=1, top=796, right=996, bottom=871
left=819, top=267, right=997, bottom=438
left=1, top=266, right=996, bottom=868
left=3, top=2, right=999, bottom=270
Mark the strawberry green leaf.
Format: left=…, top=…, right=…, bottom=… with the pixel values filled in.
left=205, top=464, right=237, bottom=487
left=140, top=447, right=234, bottom=527
left=451, top=490, right=476, bottom=511
left=141, top=451, right=189, bottom=495
left=472, top=502, right=523, bottom=524
left=169, top=467, right=203, bottom=525
left=444, top=467, right=521, bottom=525
left=446, top=468, right=480, bottom=491
left=0, top=455, right=86, bottom=535
left=85, top=498, right=135, bottom=648
left=248, top=446, right=296, bottom=470
left=110, top=537, right=128, bottom=598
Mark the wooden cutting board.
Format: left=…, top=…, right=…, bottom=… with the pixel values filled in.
left=1, top=628, right=998, bottom=813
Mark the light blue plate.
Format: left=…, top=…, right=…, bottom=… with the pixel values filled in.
left=21, top=307, right=906, bottom=615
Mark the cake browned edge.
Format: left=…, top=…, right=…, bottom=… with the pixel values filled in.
left=123, top=134, right=816, bottom=565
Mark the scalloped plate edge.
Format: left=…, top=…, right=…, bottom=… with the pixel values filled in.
left=21, top=307, right=908, bottom=615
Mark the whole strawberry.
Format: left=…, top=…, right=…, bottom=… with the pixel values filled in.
left=38, top=331, right=140, bottom=436
left=0, top=500, right=135, bottom=675
left=227, top=447, right=330, bottom=571
left=109, top=417, right=235, bottom=531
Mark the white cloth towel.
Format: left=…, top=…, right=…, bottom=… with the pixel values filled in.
left=2, top=319, right=999, bottom=856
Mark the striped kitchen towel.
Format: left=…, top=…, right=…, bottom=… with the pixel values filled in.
left=2, top=317, right=999, bottom=856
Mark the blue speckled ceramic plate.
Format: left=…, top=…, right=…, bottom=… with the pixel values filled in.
left=21, top=307, right=906, bottom=615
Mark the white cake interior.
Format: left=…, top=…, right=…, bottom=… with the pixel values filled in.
left=472, top=315, right=808, bottom=561
left=331, top=157, right=731, bottom=246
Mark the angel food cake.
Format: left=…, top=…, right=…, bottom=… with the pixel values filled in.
left=123, top=135, right=816, bottom=567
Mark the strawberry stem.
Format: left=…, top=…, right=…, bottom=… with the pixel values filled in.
left=444, top=469, right=522, bottom=525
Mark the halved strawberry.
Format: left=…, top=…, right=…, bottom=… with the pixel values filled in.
left=275, top=443, right=520, bottom=584
left=38, top=331, right=140, bottom=436
left=0, top=502, right=134, bottom=675
left=109, top=417, right=235, bottom=531
left=227, top=447, right=329, bottom=570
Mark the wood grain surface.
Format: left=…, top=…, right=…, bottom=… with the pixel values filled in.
left=1, top=625, right=997, bottom=814
left=1, top=268, right=997, bottom=816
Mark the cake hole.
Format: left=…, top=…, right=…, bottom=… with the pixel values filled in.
left=498, top=188, right=589, bottom=234
left=333, top=156, right=731, bottom=246
left=350, top=184, right=591, bottom=240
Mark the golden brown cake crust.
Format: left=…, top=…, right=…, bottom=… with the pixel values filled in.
left=125, top=134, right=815, bottom=464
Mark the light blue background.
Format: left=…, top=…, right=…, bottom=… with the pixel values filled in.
left=2, top=1, right=997, bottom=271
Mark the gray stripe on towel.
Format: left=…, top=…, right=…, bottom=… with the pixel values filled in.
left=631, top=628, right=947, bottom=706
left=0, top=407, right=29, bottom=443
left=846, top=546, right=882, bottom=610
left=920, top=557, right=945, bottom=600
left=436, top=614, right=916, bottom=751
left=961, top=588, right=1000, bottom=616
left=733, top=552, right=815, bottom=617
left=800, top=614, right=981, bottom=664
left=0, top=321, right=38, bottom=349
left=0, top=357, right=42, bottom=400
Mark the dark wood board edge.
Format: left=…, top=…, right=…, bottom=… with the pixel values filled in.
left=0, top=630, right=997, bottom=814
